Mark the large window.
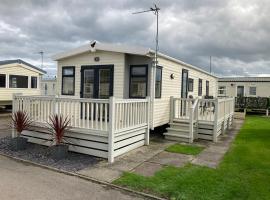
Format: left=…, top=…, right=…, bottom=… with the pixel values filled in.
left=198, top=79, right=202, bottom=96
left=31, top=76, right=37, bottom=88
left=0, top=74, right=6, bottom=88
left=129, top=65, right=148, bottom=98
left=206, top=80, right=209, bottom=96
left=218, top=86, right=226, bottom=96
left=188, top=78, right=194, bottom=92
left=62, top=66, right=75, bottom=95
left=9, top=75, right=28, bottom=88
left=249, top=86, right=256, bottom=95
left=155, top=66, right=162, bottom=98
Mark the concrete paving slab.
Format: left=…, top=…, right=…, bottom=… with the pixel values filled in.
left=77, top=167, right=123, bottom=182
left=100, top=159, right=141, bottom=171
left=148, top=151, right=193, bottom=167
left=132, top=162, right=163, bottom=177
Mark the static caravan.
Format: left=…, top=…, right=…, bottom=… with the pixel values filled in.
left=41, top=76, right=57, bottom=96
left=14, top=42, right=234, bottom=163
left=218, top=77, right=270, bottom=97
left=0, top=59, right=46, bottom=107
left=53, top=42, right=218, bottom=129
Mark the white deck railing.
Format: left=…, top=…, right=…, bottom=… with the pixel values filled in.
left=13, top=95, right=151, bottom=163
left=170, top=97, right=235, bottom=142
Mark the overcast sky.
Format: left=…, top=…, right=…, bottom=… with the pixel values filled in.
left=0, top=0, right=270, bottom=77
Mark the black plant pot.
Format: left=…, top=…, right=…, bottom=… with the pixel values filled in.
left=10, top=137, right=28, bottom=151
left=49, top=144, right=69, bottom=160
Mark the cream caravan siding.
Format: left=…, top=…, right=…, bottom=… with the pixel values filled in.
left=218, top=81, right=270, bottom=97
left=0, top=64, right=41, bottom=103
left=57, top=51, right=125, bottom=98
left=152, top=56, right=218, bottom=128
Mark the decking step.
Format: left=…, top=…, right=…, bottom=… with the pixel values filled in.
left=164, top=132, right=191, bottom=143
left=169, top=122, right=189, bottom=127
left=164, top=132, right=190, bottom=138
left=166, top=127, right=189, bottom=134
left=173, top=119, right=190, bottom=124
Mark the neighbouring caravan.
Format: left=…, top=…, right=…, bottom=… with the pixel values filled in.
left=218, top=77, right=270, bottom=98
left=41, top=76, right=57, bottom=96
left=0, top=59, right=46, bottom=107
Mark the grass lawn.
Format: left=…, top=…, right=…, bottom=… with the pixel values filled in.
left=114, top=116, right=270, bottom=200
left=165, top=143, right=204, bottom=155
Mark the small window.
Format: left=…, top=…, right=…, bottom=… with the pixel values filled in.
left=249, top=86, right=256, bottom=95
left=188, top=78, right=194, bottom=92
left=45, top=83, right=48, bottom=95
left=9, top=75, right=28, bottom=88
left=206, top=80, right=209, bottom=96
left=31, top=76, right=37, bottom=88
left=198, top=79, right=202, bottom=96
left=155, top=66, right=162, bottom=98
left=129, top=65, right=148, bottom=98
left=0, top=74, right=6, bottom=88
left=218, top=86, right=226, bottom=95
left=62, top=67, right=75, bottom=95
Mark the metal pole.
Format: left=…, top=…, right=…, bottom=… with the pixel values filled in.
left=210, top=56, right=212, bottom=73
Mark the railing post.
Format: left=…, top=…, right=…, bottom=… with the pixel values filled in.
left=12, top=94, right=17, bottom=138
left=108, top=96, right=115, bottom=163
left=170, top=96, right=174, bottom=123
left=213, top=98, right=219, bottom=142
left=145, top=96, right=150, bottom=145
left=189, top=102, right=194, bottom=143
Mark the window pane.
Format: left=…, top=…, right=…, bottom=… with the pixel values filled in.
left=63, top=68, right=74, bottom=76
left=99, top=69, right=110, bottom=99
left=130, top=77, right=147, bottom=97
left=188, top=78, right=193, bottom=92
left=155, top=67, right=162, bottom=98
left=198, top=79, right=202, bottom=96
left=83, top=69, right=94, bottom=98
left=62, top=77, right=74, bottom=95
left=206, top=81, right=209, bottom=96
left=0, top=74, right=6, bottom=88
left=31, top=77, right=37, bottom=88
left=9, top=75, right=28, bottom=88
left=131, top=67, right=146, bottom=76
left=249, top=87, right=256, bottom=95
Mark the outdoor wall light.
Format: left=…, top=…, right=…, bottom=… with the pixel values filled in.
left=170, top=73, right=175, bottom=79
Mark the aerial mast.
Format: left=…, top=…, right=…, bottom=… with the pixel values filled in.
left=133, top=4, right=160, bottom=129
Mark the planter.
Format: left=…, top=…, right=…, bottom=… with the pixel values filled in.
left=10, top=137, right=28, bottom=151
left=49, top=144, right=69, bottom=160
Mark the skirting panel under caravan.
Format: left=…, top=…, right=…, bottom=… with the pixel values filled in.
left=21, top=125, right=147, bottom=161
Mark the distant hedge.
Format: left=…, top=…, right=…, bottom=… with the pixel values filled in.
left=235, top=97, right=270, bottom=109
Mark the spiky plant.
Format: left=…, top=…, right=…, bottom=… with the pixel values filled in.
left=12, top=111, right=32, bottom=136
left=48, top=114, right=70, bottom=145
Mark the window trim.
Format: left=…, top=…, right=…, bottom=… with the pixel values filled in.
left=188, top=78, right=194, bottom=92
left=61, top=66, right=75, bottom=95
left=129, top=65, right=148, bottom=99
left=206, top=80, right=209, bottom=96
left=31, top=76, right=38, bottom=89
left=198, top=79, right=202, bottom=96
left=0, top=74, right=6, bottom=88
left=155, top=66, right=162, bottom=98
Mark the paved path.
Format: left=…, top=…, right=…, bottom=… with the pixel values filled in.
left=0, top=155, right=146, bottom=200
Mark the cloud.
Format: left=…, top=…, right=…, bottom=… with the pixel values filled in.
left=0, top=0, right=270, bottom=77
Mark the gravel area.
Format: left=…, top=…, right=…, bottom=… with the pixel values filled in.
left=0, top=136, right=103, bottom=172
